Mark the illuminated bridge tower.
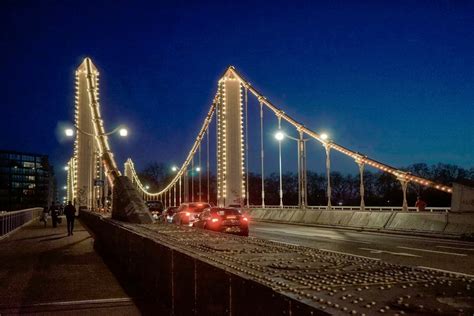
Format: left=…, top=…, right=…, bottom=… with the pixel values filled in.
left=216, top=68, right=245, bottom=207
left=73, top=58, right=104, bottom=210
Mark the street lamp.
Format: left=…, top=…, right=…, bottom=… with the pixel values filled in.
left=171, top=166, right=178, bottom=172
left=320, top=133, right=329, bottom=141
left=64, top=125, right=128, bottom=137
left=63, top=186, right=67, bottom=190
left=64, top=166, right=69, bottom=171
left=195, top=167, right=201, bottom=172
left=145, top=185, right=150, bottom=190
left=274, top=130, right=309, bottom=209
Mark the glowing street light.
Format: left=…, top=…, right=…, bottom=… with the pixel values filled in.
left=274, top=131, right=285, bottom=141
left=64, top=166, right=69, bottom=171
left=196, top=167, right=201, bottom=172
left=320, top=133, right=329, bottom=141
left=65, top=128, right=74, bottom=137
left=63, top=186, right=67, bottom=190
left=145, top=185, right=150, bottom=190
left=171, top=166, right=178, bottom=172
left=119, top=128, right=128, bottom=137
left=64, top=125, right=129, bottom=137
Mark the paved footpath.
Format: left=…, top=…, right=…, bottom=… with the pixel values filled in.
left=0, top=218, right=141, bottom=315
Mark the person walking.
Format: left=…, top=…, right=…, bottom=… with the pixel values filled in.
left=64, top=201, right=76, bottom=236
left=41, top=206, right=49, bottom=227
left=50, top=202, right=59, bottom=227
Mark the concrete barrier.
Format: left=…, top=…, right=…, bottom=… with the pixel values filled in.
left=347, top=211, right=394, bottom=230
left=386, top=212, right=447, bottom=233
left=301, top=210, right=322, bottom=224
left=247, top=207, right=473, bottom=237
left=444, top=213, right=474, bottom=235
left=316, top=210, right=355, bottom=226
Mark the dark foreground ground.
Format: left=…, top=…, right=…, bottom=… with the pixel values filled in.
left=0, top=219, right=142, bottom=315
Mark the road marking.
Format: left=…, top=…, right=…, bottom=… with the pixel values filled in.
left=417, top=266, right=474, bottom=278
left=436, top=245, right=474, bottom=251
left=269, top=239, right=300, bottom=247
left=319, top=248, right=380, bottom=261
left=359, top=247, right=422, bottom=258
left=397, top=246, right=468, bottom=257
left=254, top=227, right=371, bottom=244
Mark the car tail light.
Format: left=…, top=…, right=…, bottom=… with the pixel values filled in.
left=242, top=217, right=248, bottom=221
left=211, top=218, right=219, bottom=223
left=185, top=212, right=190, bottom=216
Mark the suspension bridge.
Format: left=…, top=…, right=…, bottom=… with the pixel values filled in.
left=67, top=58, right=454, bottom=216
left=2, top=57, right=473, bottom=315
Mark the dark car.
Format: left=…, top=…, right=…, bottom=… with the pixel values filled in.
left=146, top=200, right=164, bottom=219
left=193, top=207, right=249, bottom=236
left=173, top=202, right=211, bottom=226
left=162, top=206, right=178, bottom=223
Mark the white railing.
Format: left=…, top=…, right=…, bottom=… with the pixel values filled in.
left=0, top=208, right=43, bottom=238
left=247, top=205, right=450, bottom=213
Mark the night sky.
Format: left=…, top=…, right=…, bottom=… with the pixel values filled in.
left=1, top=0, right=473, bottom=191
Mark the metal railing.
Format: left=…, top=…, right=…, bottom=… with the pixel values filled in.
left=247, top=205, right=450, bottom=213
left=0, top=207, right=43, bottom=238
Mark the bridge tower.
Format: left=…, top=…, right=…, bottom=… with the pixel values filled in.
left=216, top=68, right=245, bottom=207
left=72, top=58, right=105, bottom=210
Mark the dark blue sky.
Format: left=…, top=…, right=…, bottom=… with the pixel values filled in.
left=1, top=0, right=473, bottom=189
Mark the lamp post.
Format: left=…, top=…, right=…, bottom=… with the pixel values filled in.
left=274, top=130, right=284, bottom=208
left=64, top=124, right=128, bottom=211
left=274, top=130, right=309, bottom=209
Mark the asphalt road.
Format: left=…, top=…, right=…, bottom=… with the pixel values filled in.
left=249, top=221, right=474, bottom=276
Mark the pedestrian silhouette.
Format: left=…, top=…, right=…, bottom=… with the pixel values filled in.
left=64, top=201, right=76, bottom=236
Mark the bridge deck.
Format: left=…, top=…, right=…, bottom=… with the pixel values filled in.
left=0, top=219, right=141, bottom=315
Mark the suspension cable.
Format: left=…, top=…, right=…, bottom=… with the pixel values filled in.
left=231, top=67, right=451, bottom=193
left=206, top=128, right=210, bottom=203
left=198, top=142, right=202, bottom=202
left=260, top=100, right=265, bottom=208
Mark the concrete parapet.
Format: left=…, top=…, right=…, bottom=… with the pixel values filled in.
left=316, top=210, right=355, bottom=226
left=347, top=211, right=394, bottom=230
left=445, top=213, right=474, bottom=235
left=386, top=212, right=447, bottom=233
left=301, top=210, right=322, bottom=224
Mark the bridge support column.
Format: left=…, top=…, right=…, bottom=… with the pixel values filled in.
left=357, top=161, right=365, bottom=211
left=216, top=69, right=245, bottom=207
left=297, top=131, right=308, bottom=209
left=399, top=179, right=409, bottom=212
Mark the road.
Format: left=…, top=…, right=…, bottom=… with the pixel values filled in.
left=249, top=221, right=474, bottom=275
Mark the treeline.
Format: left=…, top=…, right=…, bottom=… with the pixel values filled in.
left=138, top=163, right=474, bottom=207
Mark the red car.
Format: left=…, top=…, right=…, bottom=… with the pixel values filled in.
left=172, top=202, right=211, bottom=226
left=193, top=207, right=249, bottom=236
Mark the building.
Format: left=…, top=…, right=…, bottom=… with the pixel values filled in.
left=0, top=150, right=56, bottom=212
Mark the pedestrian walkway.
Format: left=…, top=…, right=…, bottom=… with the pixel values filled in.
left=0, top=218, right=141, bottom=315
